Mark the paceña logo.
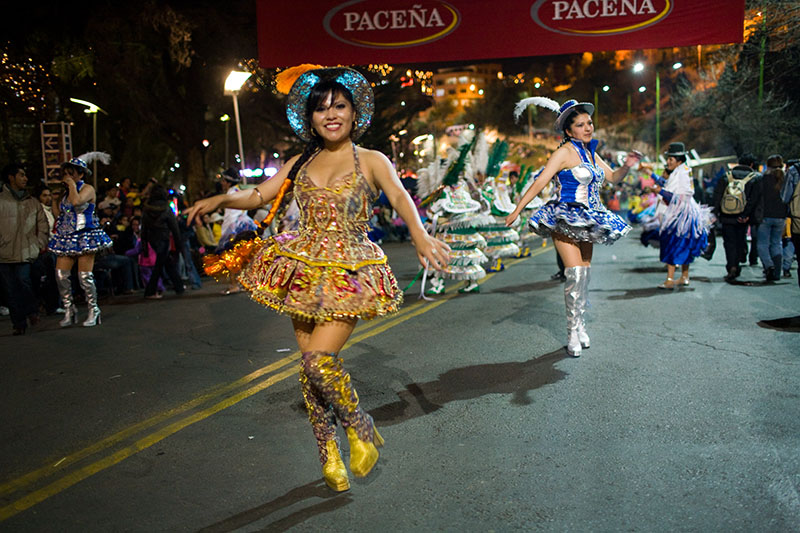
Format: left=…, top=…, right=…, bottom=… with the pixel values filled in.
left=531, top=0, right=672, bottom=36
left=324, top=0, right=460, bottom=48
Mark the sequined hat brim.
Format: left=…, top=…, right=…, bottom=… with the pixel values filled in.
left=285, top=67, right=374, bottom=143
left=554, top=101, right=594, bottom=133
left=61, top=160, right=92, bottom=176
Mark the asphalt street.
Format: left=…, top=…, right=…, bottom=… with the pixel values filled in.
left=1, top=233, right=798, bottom=532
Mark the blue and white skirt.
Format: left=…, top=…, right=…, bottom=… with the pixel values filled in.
left=49, top=228, right=113, bottom=256
left=528, top=202, right=630, bottom=245
left=658, top=195, right=713, bottom=265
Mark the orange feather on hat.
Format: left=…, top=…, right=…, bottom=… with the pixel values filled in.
left=275, top=64, right=324, bottom=95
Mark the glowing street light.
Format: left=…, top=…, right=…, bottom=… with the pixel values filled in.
left=220, top=114, right=231, bottom=168
left=224, top=70, right=252, bottom=172
left=633, top=61, right=683, bottom=155
left=69, top=97, right=108, bottom=187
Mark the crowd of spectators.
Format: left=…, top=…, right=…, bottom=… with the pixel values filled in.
left=0, top=167, right=228, bottom=334
left=3, top=152, right=797, bottom=335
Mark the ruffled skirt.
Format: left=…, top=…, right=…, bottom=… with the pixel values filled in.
left=477, top=217, right=520, bottom=258
left=436, top=226, right=488, bottom=281
left=238, top=236, right=402, bottom=322
left=49, top=228, right=113, bottom=256
left=528, top=202, right=630, bottom=245
left=658, top=196, right=713, bottom=265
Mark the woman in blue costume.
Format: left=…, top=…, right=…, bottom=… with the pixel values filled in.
left=186, top=66, right=450, bottom=492
left=50, top=152, right=113, bottom=327
left=643, top=142, right=713, bottom=289
left=505, top=98, right=641, bottom=357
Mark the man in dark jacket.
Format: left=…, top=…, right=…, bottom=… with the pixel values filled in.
left=712, top=154, right=762, bottom=282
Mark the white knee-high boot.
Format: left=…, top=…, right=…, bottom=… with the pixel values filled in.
left=79, top=271, right=101, bottom=327
left=574, top=265, right=590, bottom=349
left=56, top=269, right=78, bottom=327
left=564, top=266, right=582, bottom=357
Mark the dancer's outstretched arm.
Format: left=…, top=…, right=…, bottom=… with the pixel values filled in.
left=365, top=149, right=450, bottom=270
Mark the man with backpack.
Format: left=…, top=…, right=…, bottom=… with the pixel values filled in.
left=712, top=154, right=762, bottom=282
left=782, top=159, right=800, bottom=287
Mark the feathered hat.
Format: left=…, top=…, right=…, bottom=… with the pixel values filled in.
left=61, top=151, right=111, bottom=176
left=276, top=65, right=374, bottom=142
left=514, top=96, right=594, bottom=134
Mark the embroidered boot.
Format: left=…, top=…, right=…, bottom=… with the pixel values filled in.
left=299, top=368, right=349, bottom=491
left=301, top=351, right=383, bottom=478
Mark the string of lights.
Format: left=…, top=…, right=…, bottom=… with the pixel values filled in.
left=1, top=47, right=52, bottom=115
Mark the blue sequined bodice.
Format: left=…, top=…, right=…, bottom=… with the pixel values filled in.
left=554, top=140, right=605, bottom=209
left=55, top=181, right=100, bottom=234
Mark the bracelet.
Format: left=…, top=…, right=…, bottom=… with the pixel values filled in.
left=253, top=187, right=265, bottom=205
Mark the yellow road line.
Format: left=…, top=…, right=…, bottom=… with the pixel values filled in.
left=0, top=352, right=303, bottom=499
left=0, top=242, right=549, bottom=520
left=0, top=365, right=299, bottom=521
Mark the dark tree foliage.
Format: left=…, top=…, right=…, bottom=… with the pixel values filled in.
left=461, top=80, right=526, bottom=136
left=672, top=0, right=800, bottom=159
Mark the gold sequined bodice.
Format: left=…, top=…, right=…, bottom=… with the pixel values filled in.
left=274, top=145, right=386, bottom=269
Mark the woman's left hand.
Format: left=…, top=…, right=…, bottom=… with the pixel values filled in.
left=414, top=233, right=451, bottom=270
left=624, top=151, right=642, bottom=168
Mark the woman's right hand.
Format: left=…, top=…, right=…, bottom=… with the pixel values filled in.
left=505, top=210, right=519, bottom=227
left=185, top=195, right=224, bottom=226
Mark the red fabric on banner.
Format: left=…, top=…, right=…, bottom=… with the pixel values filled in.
left=257, top=0, right=744, bottom=68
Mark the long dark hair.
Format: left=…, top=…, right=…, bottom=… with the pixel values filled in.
left=263, top=80, right=356, bottom=226
left=765, top=154, right=784, bottom=191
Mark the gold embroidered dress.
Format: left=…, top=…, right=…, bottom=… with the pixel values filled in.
left=239, top=145, right=402, bottom=322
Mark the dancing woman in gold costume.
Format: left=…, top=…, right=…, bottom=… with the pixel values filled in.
left=187, top=66, right=449, bottom=492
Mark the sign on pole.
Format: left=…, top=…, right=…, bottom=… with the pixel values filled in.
left=40, top=122, right=72, bottom=183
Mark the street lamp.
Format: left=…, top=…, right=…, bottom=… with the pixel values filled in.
left=224, top=70, right=252, bottom=172
left=69, top=97, right=108, bottom=188
left=220, top=114, right=231, bottom=168
left=633, top=61, right=682, bottom=156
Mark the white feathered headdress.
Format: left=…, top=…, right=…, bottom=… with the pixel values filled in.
left=62, top=151, right=111, bottom=176
left=513, top=96, right=560, bottom=122
left=514, top=96, right=594, bottom=133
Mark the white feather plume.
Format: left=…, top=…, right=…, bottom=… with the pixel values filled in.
left=514, top=96, right=561, bottom=122
left=77, top=151, right=111, bottom=165
left=472, top=132, right=488, bottom=181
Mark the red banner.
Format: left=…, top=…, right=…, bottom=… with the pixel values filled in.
left=257, top=0, right=745, bottom=67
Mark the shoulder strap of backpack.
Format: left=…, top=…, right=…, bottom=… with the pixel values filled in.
left=725, top=169, right=735, bottom=183
left=740, top=171, right=758, bottom=185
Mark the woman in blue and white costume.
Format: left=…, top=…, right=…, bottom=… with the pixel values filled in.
left=50, top=152, right=113, bottom=327
left=505, top=98, right=641, bottom=357
left=644, top=142, right=713, bottom=289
